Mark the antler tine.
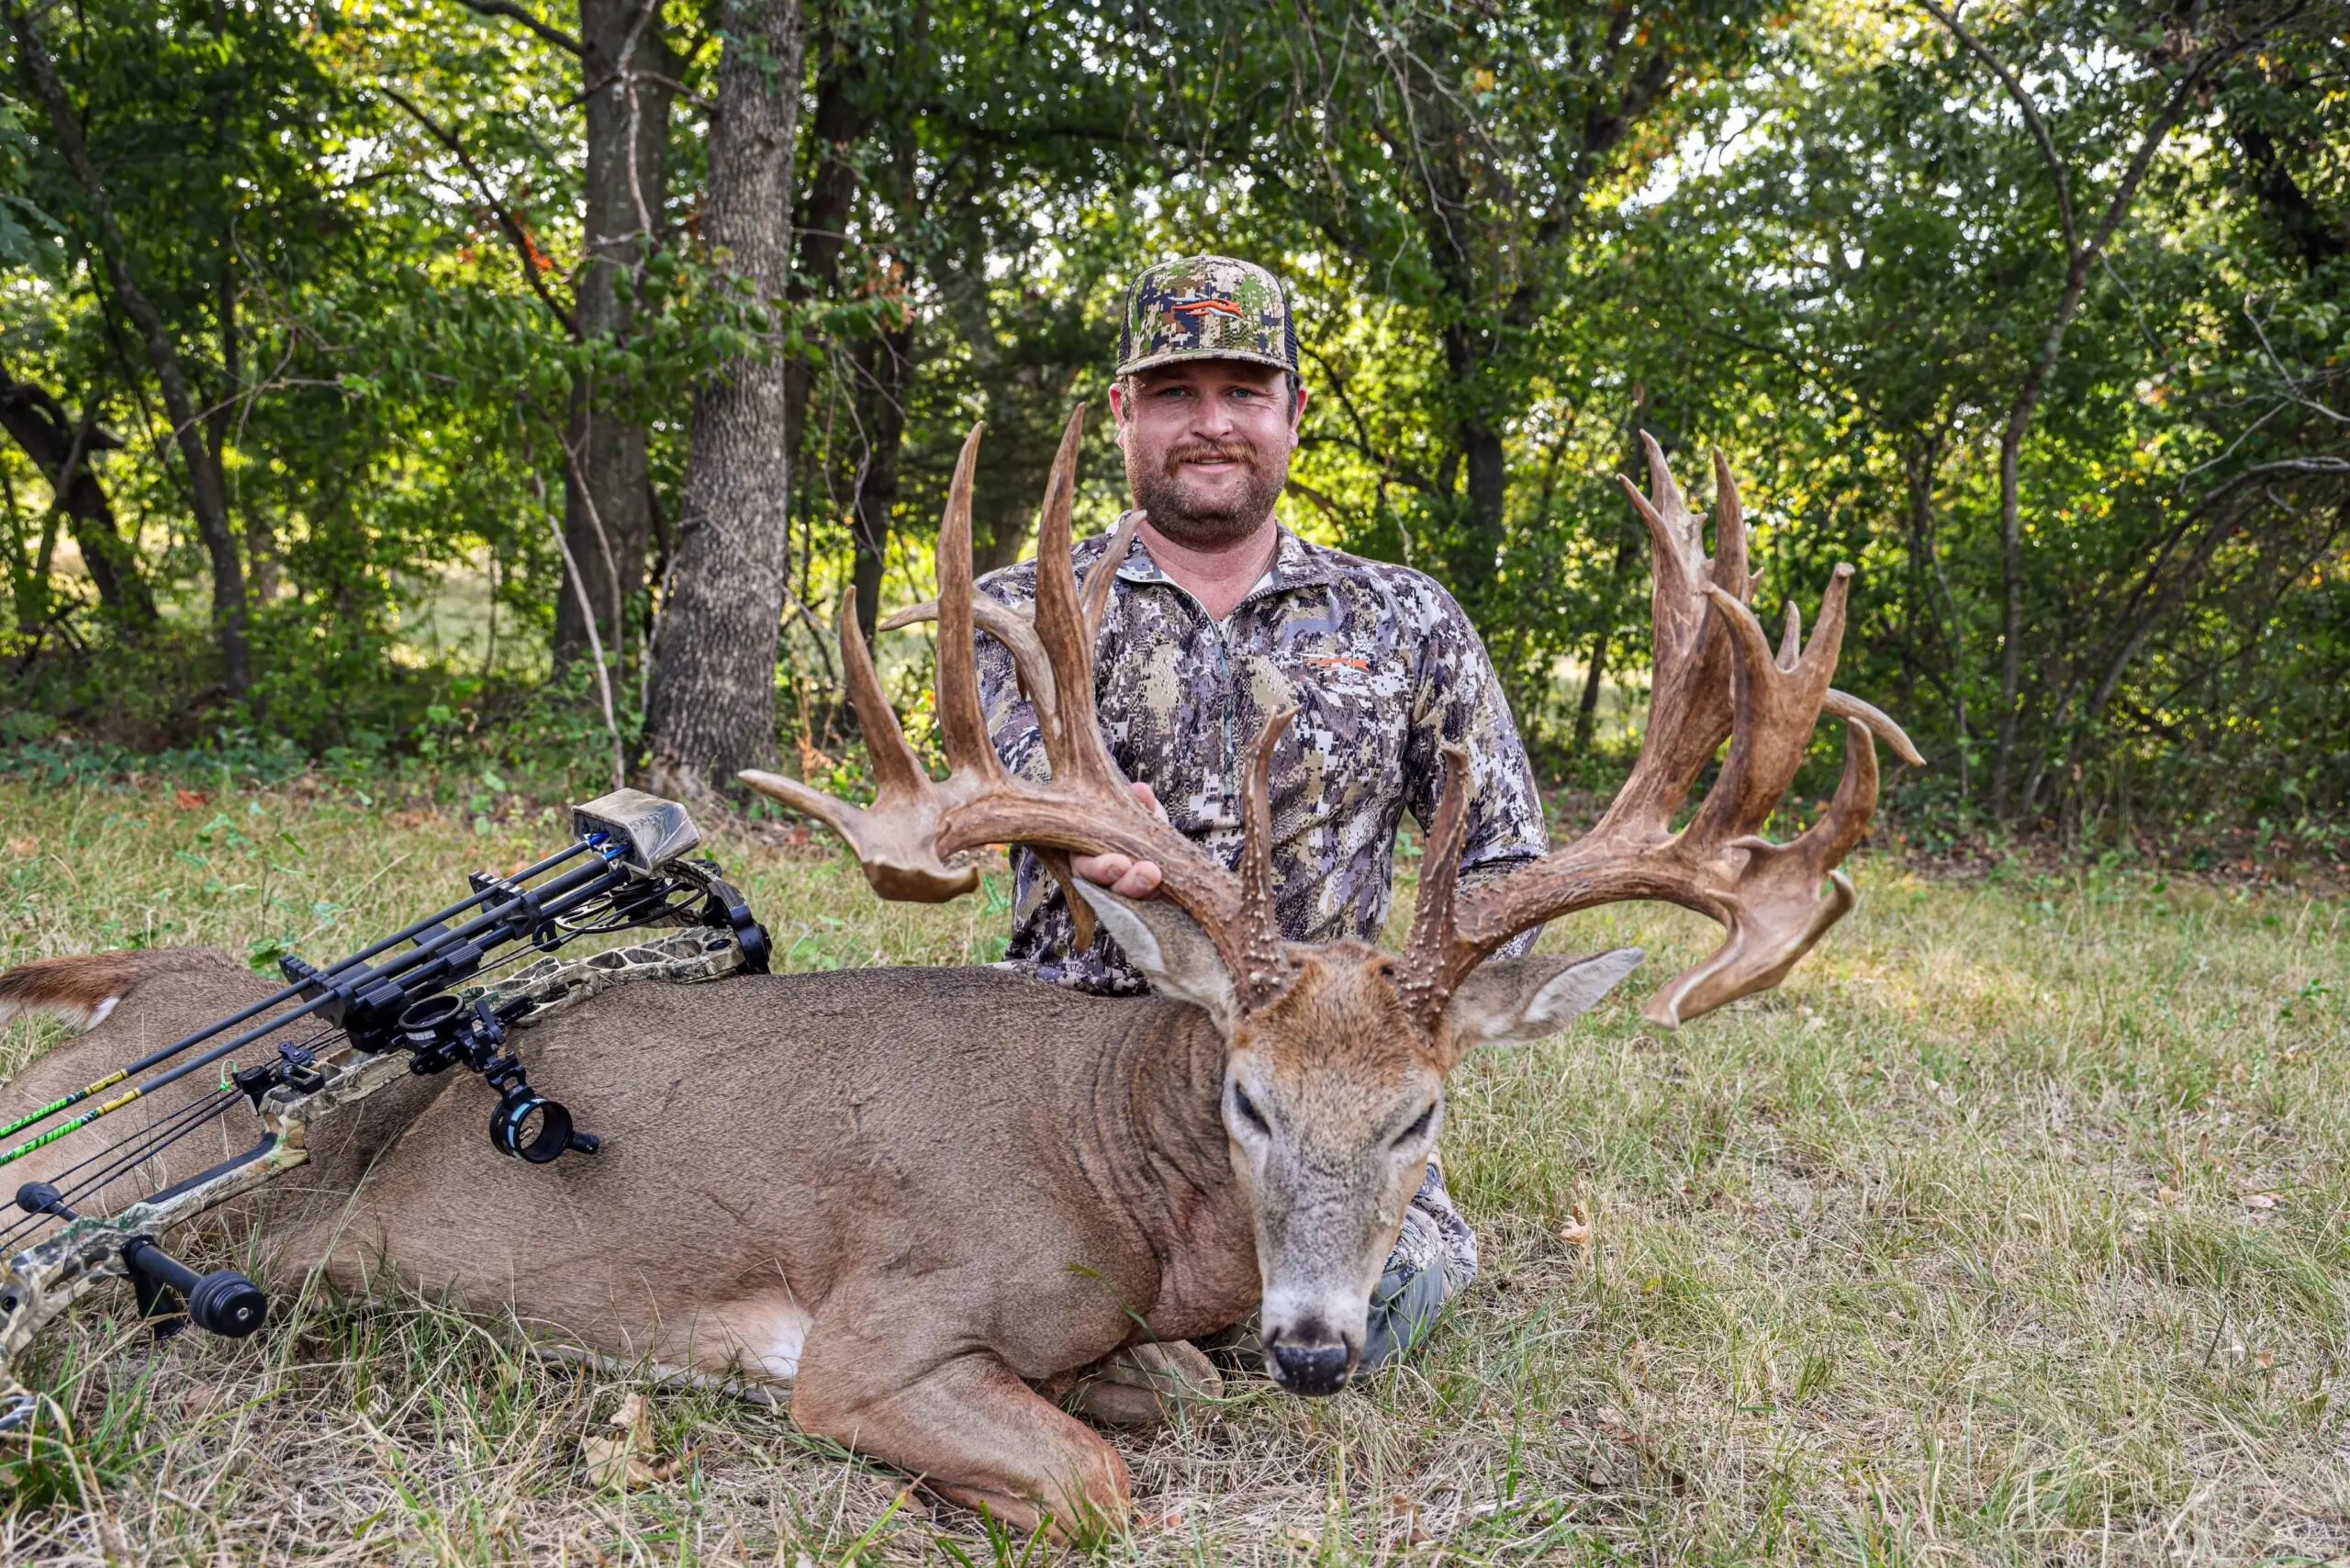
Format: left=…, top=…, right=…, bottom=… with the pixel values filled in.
left=1595, top=439, right=1739, bottom=840
left=1708, top=446, right=1751, bottom=602
left=1645, top=718, right=1879, bottom=1026
left=878, top=599, right=1062, bottom=745
left=933, top=425, right=1008, bottom=784
left=880, top=495, right=1144, bottom=763
left=1823, top=689, right=1924, bottom=766
left=1684, top=567, right=1848, bottom=848
left=1398, top=743, right=1473, bottom=1027
left=1024, top=404, right=1125, bottom=799
left=1237, top=709, right=1299, bottom=1004
left=1080, top=510, right=1144, bottom=647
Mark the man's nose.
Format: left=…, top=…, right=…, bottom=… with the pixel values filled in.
left=1186, top=393, right=1237, bottom=439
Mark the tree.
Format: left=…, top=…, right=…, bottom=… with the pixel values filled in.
left=7, top=0, right=247, bottom=693
left=643, top=0, right=806, bottom=790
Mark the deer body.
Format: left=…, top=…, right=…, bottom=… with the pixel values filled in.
left=0, top=954, right=1295, bottom=1528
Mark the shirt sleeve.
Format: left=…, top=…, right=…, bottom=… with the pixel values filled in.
left=1402, top=578, right=1550, bottom=957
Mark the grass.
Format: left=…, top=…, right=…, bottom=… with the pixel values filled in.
left=0, top=777, right=2343, bottom=1564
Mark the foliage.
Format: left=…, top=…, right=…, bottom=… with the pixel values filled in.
left=0, top=0, right=2340, bottom=834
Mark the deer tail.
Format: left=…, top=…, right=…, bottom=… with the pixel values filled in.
left=0, top=953, right=154, bottom=1029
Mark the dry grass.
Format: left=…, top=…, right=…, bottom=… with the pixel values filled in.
left=0, top=778, right=2343, bottom=1565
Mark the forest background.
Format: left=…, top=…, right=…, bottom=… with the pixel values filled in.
left=0, top=0, right=2342, bottom=852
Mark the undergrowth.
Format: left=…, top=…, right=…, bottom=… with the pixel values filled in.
left=0, top=779, right=2340, bottom=1563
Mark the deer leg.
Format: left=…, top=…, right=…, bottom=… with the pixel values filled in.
left=792, top=1329, right=1129, bottom=1540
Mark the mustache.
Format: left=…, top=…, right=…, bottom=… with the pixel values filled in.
left=1162, top=437, right=1260, bottom=473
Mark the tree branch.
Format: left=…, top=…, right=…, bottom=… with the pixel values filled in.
left=448, top=0, right=582, bottom=57
left=382, top=87, right=580, bottom=338
left=1916, top=0, right=2076, bottom=253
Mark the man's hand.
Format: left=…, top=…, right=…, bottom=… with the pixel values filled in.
left=1074, top=782, right=1168, bottom=897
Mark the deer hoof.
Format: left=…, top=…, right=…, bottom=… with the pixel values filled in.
left=1063, top=1340, right=1225, bottom=1428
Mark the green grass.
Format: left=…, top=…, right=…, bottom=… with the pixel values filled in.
left=0, top=778, right=2343, bottom=1563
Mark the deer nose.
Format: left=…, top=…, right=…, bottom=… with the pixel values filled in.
left=1266, top=1333, right=1354, bottom=1397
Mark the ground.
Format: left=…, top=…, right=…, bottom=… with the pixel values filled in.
left=0, top=778, right=2342, bottom=1565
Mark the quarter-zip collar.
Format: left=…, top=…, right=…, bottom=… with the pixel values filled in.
left=1103, top=511, right=1339, bottom=620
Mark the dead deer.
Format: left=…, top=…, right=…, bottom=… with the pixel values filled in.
left=0, top=413, right=1915, bottom=1537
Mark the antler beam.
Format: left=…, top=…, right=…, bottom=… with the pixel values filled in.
left=1401, top=436, right=1919, bottom=1028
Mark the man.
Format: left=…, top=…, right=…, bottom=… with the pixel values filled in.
left=976, top=255, right=1546, bottom=1375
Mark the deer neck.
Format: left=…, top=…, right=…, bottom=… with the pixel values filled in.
left=1077, top=997, right=1259, bottom=1341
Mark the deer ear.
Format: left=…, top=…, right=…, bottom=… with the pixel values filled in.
left=1070, top=881, right=1240, bottom=1025
left=1440, top=948, right=1645, bottom=1055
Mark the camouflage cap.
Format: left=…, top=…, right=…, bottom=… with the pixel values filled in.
left=1116, top=255, right=1300, bottom=378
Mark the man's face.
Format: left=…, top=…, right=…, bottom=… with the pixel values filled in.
left=1111, top=361, right=1305, bottom=548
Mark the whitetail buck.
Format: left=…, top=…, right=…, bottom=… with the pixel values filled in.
left=0, top=412, right=1915, bottom=1536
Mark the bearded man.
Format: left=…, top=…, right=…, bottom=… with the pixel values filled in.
left=975, top=256, right=1546, bottom=1384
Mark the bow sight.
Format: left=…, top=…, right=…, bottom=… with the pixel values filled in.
left=0, top=789, right=768, bottom=1428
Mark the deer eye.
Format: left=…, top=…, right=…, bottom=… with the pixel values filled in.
left=1395, top=1103, right=1436, bottom=1146
left=1230, top=1085, right=1270, bottom=1136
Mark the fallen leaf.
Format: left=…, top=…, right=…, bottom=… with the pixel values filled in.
left=2242, top=1191, right=2282, bottom=1211
left=581, top=1392, right=678, bottom=1489
left=1560, top=1201, right=1593, bottom=1249
left=173, top=789, right=208, bottom=811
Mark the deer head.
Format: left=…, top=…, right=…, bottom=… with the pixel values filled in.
left=744, top=409, right=1919, bottom=1394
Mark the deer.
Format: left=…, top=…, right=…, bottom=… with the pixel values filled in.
left=0, top=410, right=1918, bottom=1537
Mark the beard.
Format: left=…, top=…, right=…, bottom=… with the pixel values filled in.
left=1126, top=434, right=1290, bottom=548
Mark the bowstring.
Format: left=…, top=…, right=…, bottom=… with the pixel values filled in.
left=0, top=1084, right=244, bottom=1254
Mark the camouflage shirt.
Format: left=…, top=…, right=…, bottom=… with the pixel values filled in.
left=978, top=518, right=1549, bottom=992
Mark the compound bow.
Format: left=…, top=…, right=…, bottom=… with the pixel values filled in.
left=0, top=788, right=770, bottom=1434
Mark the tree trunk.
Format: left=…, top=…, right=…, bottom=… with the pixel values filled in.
left=0, top=375, right=155, bottom=625
left=780, top=35, right=872, bottom=485
left=10, top=1, right=248, bottom=694
left=848, top=315, right=912, bottom=639
left=555, top=0, right=673, bottom=667
left=643, top=0, right=806, bottom=790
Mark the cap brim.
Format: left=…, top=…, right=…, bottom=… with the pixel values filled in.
left=1114, top=346, right=1295, bottom=378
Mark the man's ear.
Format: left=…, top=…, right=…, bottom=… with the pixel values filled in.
left=1070, top=880, right=1239, bottom=1026
left=1440, top=948, right=1645, bottom=1057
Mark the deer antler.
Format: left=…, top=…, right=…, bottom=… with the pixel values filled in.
left=1397, top=436, right=1921, bottom=1030
left=743, top=409, right=1294, bottom=1005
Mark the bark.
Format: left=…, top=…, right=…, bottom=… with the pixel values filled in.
left=0, top=375, right=155, bottom=624
left=643, top=0, right=806, bottom=788
left=848, top=315, right=912, bottom=639
left=781, top=36, right=873, bottom=484
left=555, top=0, right=673, bottom=666
left=10, top=1, right=248, bottom=693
